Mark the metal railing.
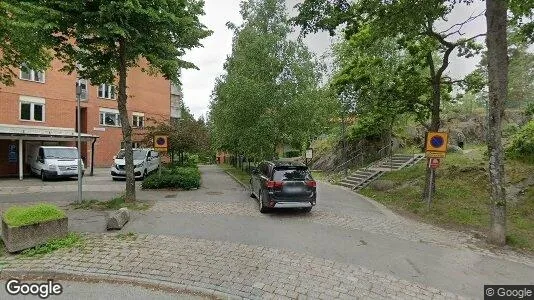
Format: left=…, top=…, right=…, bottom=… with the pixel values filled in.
left=326, top=142, right=394, bottom=181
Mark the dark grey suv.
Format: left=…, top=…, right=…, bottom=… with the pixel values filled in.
left=249, top=161, right=317, bottom=213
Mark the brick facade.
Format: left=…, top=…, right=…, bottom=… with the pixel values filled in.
left=0, top=59, right=172, bottom=174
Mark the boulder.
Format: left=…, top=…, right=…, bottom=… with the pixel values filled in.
left=106, top=208, right=130, bottom=230
left=447, top=145, right=463, bottom=153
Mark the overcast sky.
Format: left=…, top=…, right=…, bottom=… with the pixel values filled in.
left=181, top=0, right=487, bottom=119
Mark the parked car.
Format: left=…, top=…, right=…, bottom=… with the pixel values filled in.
left=110, top=148, right=160, bottom=180
left=29, top=146, right=84, bottom=181
left=249, top=160, right=316, bottom=213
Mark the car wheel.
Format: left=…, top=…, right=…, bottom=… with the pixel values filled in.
left=40, top=170, right=47, bottom=181
left=249, top=180, right=256, bottom=198
left=112, top=177, right=118, bottom=181
left=258, top=190, right=269, bottom=213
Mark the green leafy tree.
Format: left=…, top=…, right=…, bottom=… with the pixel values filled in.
left=331, top=29, right=431, bottom=144
left=209, top=0, right=335, bottom=162
left=144, top=105, right=211, bottom=165
left=0, top=1, right=57, bottom=85
left=294, top=0, right=485, bottom=198
left=43, top=0, right=211, bottom=202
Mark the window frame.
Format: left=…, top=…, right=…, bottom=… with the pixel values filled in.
left=19, top=64, right=45, bottom=83
left=132, top=112, right=145, bottom=128
left=76, top=78, right=89, bottom=101
left=98, top=83, right=116, bottom=100
left=19, top=96, right=45, bottom=122
left=99, top=108, right=121, bottom=127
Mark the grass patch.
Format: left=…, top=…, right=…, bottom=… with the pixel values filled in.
left=360, top=145, right=534, bottom=252
left=20, top=232, right=82, bottom=258
left=3, top=204, right=66, bottom=227
left=220, top=164, right=251, bottom=186
left=72, top=195, right=150, bottom=211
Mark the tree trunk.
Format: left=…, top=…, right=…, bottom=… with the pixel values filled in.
left=117, top=37, right=135, bottom=202
left=486, top=0, right=508, bottom=246
left=422, top=78, right=441, bottom=199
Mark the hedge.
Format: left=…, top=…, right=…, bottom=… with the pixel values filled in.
left=141, top=166, right=201, bottom=190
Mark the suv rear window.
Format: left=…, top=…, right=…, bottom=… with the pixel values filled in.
left=272, top=168, right=312, bottom=181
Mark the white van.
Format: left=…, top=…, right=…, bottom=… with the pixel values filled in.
left=110, top=148, right=160, bottom=180
left=29, top=146, right=85, bottom=181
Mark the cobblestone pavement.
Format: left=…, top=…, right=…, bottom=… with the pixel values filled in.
left=0, top=233, right=464, bottom=300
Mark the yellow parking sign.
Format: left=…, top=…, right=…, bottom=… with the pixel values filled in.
left=425, top=132, right=448, bottom=156
left=154, top=136, right=168, bottom=152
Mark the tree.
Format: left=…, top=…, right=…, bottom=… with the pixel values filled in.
left=143, top=105, right=210, bottom=165
left=331, top=29, right=431, bottom=144
left=44, top=0, right=211, bottom=202
left=294, top=0, right=484, bottom=198
left=0, top=1, right=57, bottom=85
left=485, top=0, right=509, bottom=246
left=209, top=0, right=335, bottom=162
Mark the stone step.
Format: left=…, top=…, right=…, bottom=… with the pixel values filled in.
left=342, top=178, right=365, bottom=185
left=338, top=182, right=355, bottom=189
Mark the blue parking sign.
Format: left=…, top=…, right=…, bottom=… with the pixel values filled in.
left=8, top=144, right=17, bottom=163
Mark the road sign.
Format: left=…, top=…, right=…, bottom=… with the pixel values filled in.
left=306, top=148, right=313, bottom=159
left=425, top=132, right=448, bottom=152
left=154, top=135, right=168, bottom=152
left=425, top=132, right=448, bottom=158
left=428, top=158, right=440, bottom=169
left=425, top=151, right=446, bottom=158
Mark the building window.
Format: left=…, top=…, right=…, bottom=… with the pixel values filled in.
left=19, top=97, right=45, bottom=122
left=20, top=64, right=45, bottom=83
left=76, top=78, right=88, bottom=100
left=132, top=113, right=144, bottom=128
left=99, top=109, right=121, bottom=127
left=98, top=84, right=116, bottom=100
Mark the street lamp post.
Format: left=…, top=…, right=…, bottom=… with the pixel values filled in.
left=76, top=83, right=83, bottom=204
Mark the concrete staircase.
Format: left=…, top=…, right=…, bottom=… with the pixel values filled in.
left=338, top=154, right=425, bottom=191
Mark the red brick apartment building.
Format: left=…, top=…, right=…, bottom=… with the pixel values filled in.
left=0, top=59, right=182, bottom=178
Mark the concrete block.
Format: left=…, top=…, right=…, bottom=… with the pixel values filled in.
left=2, top=217, right=68, bottom=253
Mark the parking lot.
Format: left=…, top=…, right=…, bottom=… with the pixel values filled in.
left=0, top=168, right=129, bottom=201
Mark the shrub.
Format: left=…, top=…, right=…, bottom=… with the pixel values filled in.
left=284, top=150, right=301, bottom=158
left=506, top=120, right=534, bottom=159
left=142, top=166, right=201, bottom=190
left=3, top=204, right=66, bottom=227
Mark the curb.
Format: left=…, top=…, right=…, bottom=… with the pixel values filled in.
left=317, top=179, right=400, bottom=221
left=0, top=269, right=244, bottom=300
left=223, top=170, right=248, bottom=189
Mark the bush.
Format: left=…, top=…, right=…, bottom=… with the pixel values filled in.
left=284, top=150, right=301, bottom=158
left=507, top=120, right=534, bottom=159
left=3, top=204, right=66, bottom=227
left=142, top=166, right=201, bottom=190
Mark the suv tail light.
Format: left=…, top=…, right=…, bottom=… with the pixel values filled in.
left=266, top=180, right=284, bottom=189
left=306, top=180, right=316, bottom=188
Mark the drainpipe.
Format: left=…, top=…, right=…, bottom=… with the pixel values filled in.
left=90, top=138, right=96, bottom=176
left=18, top=139, right=23, bottom=181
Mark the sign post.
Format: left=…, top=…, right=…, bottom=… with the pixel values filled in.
left=76, top=84, right=83, bottom=204
left=305, top=148, right=313, bottom=166
left=154, top=136, right=168, bottom=176
left=424, top=132, right=449, bottom=208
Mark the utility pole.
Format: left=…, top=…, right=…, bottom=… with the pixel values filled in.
left=76, top=82, right=83, bottom=204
